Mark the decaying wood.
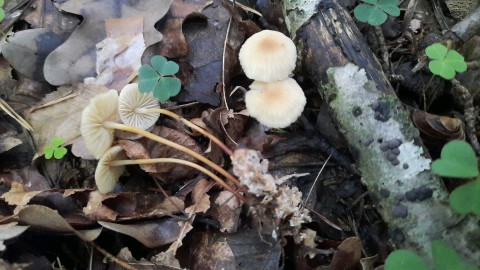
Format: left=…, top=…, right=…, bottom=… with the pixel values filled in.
left=283, top=0, right=480, bottom=265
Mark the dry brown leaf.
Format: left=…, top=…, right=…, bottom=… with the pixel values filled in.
left=0, top=120, right=22, bottom=155
left=2, top=29, right=71, bottom=81
left=118, top=139, right=157, bottom=173
left=0, top=57, right=16, bottom=97
left=44, top=0, right=172, bottom=85
left=318, top=237, right=363, bottom=270
left=1, top=182, right=44, bottom=209
left=26, top=83, right=110, bottom=159
left=145, top=126, right=203, bottom=182
left=151, top=249, right=183, bottom=269
left=211, top=190, right=241, bottom=233
left=4, top=78, right=51, bottom=113
left=185, top=179, right=211, bottom=215
left=23, top=0, right=80, bottom=31
left=84, top=17, right=145, bottom=90
left=99, top=219, right=182, bottom=248
left=191, top=232, right=236, bottom=270
left=412, top=109, right=465, bottom=145
left=157, top=0, right=213, bottom=58
left=17, top=205, right=102, bottom=242
left=83, top=191, right=121, bottom=221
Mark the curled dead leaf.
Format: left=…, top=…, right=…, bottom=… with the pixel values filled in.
left=412, top=110, right=465, bottom=144
left=99, top=219, right=182, bottom=248
left=17, top=205, right=101, bottom=242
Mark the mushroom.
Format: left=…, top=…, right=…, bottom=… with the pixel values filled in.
left=245, top=78, right=306, bottom=128
left=81, top=90, right=240, bottom=187
left=238, top=30, right=297, bottom=82
left=118, top=83, right=233, bottom=155
left=95, top=146, right=241, bottom=197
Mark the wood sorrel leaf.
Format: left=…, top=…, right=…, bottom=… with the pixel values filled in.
left=431, top=140, right=479, bottom=178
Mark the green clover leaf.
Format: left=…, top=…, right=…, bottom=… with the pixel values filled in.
left=138, top=55, right=181, bottom=102
left=354, top=0, right=400, bottom=26
left=426, top=43, right=467, bottom=80
left=431, top=140, right=479, bottom=178
left=449, top=179, right=480, bottom=216
left=385, top=250, right=428, bottom=270
left=432, top=240, right=478, bottom=270
left=43, top=137, right=68, bottom=159
left=0, top=0, right=4, bottom=22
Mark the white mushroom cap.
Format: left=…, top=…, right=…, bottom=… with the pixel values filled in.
left=81, top=90, right=119, bottom=159
left=95, top=145, right=127, bottom=194
left=239, top=30, right=297, bottom=82
left=119, top=83, right=160, bottom=130
left=245, top=78, right=306, bottom=128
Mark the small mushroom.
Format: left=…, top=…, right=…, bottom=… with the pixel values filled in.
left=81, top=90, right=240, bottom=187
left=118, top=83, right=233, bottom=155
left=95, top=145, right=241, bottom=196
left=119, top=83, right=160, bottom=130
left=245, top=78, right=306, bottom=128
left=239, top=30, right=297, bottom=82
left=95, top=145, right=128, bottom=194
left=81, top=89, right=119, bottom=159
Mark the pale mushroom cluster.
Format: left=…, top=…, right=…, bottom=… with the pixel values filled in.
left=81, top=85, right=241, bottom=196
left=239, top=30, right=306, bottom=128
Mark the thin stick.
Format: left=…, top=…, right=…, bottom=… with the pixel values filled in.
left=221, top=19, right=232, bottom=111
left=0, top=98, right=34, bottom=131
left=103, top=122, right=240, bottom=187
left=305, top=153, right=332, bottom=204
left=145, top=108, right=233, bottom=156
left=91, top=242, right=137, bottom=270
left=110, top=158, right=243, bottom=200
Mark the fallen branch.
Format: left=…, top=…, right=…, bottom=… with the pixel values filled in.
left=283, top=0, right=480, bottom=265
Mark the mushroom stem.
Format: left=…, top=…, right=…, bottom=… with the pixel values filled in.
left=136, top=108, right=233, bottom=156
left=102, top=121, right=240, bottom=186
left=109, top=158, right=243, bottom=200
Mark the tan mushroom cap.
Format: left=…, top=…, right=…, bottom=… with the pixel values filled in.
left=81, top=89, right=119, bottom=159
left=245, top=78, right=306, bottom=128
left=95, top=145, right=127, bottom=194
left=239, top=30, right=297, bottom=82
left=119, top=83, right=160, bottom=130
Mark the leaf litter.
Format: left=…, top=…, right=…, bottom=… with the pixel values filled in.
left=0, top=0, right=400, bottom=268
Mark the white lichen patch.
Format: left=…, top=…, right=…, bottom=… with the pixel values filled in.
left=397, top=141, right=431, bottom=179
left=283, top=0, right=322, bottom=37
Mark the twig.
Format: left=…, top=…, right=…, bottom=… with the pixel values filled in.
left=451, top=79, right=480, bottom=154
left=0, top=98, right=34, bottom=131
left=29, top=92, right=79, bottom=113
left=222, top=19, right=232, bottom=111
left=304, top=153, right=332, bottom=205
left=374, top=26, right=391, bottom=76
left=91, top=242, right=137, bottom=270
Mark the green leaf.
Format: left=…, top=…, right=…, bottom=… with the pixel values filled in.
left=449, top=180, right=480, bottom=216
left=426, top=43, right=448, bottom=60
left=159, top=60, right=179, bottom=76
left=445, top=50, right=467, bottom=72
left=139, top=55, right=182, bottom=101
left=354, top=4, right=388, bottom=26
left=378, top=0, right=400, bottom=16
left=429, top=60, right=456, bottom=80
left=432, top=240, right=478, bottom=270
left=153, top=82, right=171, bottom=102
left=361, top=0, right=378, bottom=4
left=151, top=55, right=167, bottom=73
left=0, top=9, right=4, bottom=22
left=426, top=43, right=467, bottom=79
left=431, top=140, right=479, bottom=178
left=138, top=66, right=160, bottom=93
left=385, top=250, right=428, bottom=270
left=54, top=147, right=68, bottom=159
left=51, top=137, right=64, bottom=148
left=44, top=146, right=55, bottom=159
left=162, top=77, right=182, bottom=96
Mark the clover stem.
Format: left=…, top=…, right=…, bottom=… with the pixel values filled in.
left=137, top=108, right=233, bottom=156
left=109, top=158, right=243, bottom=200
left=102, top=121, right=240, bottom=187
